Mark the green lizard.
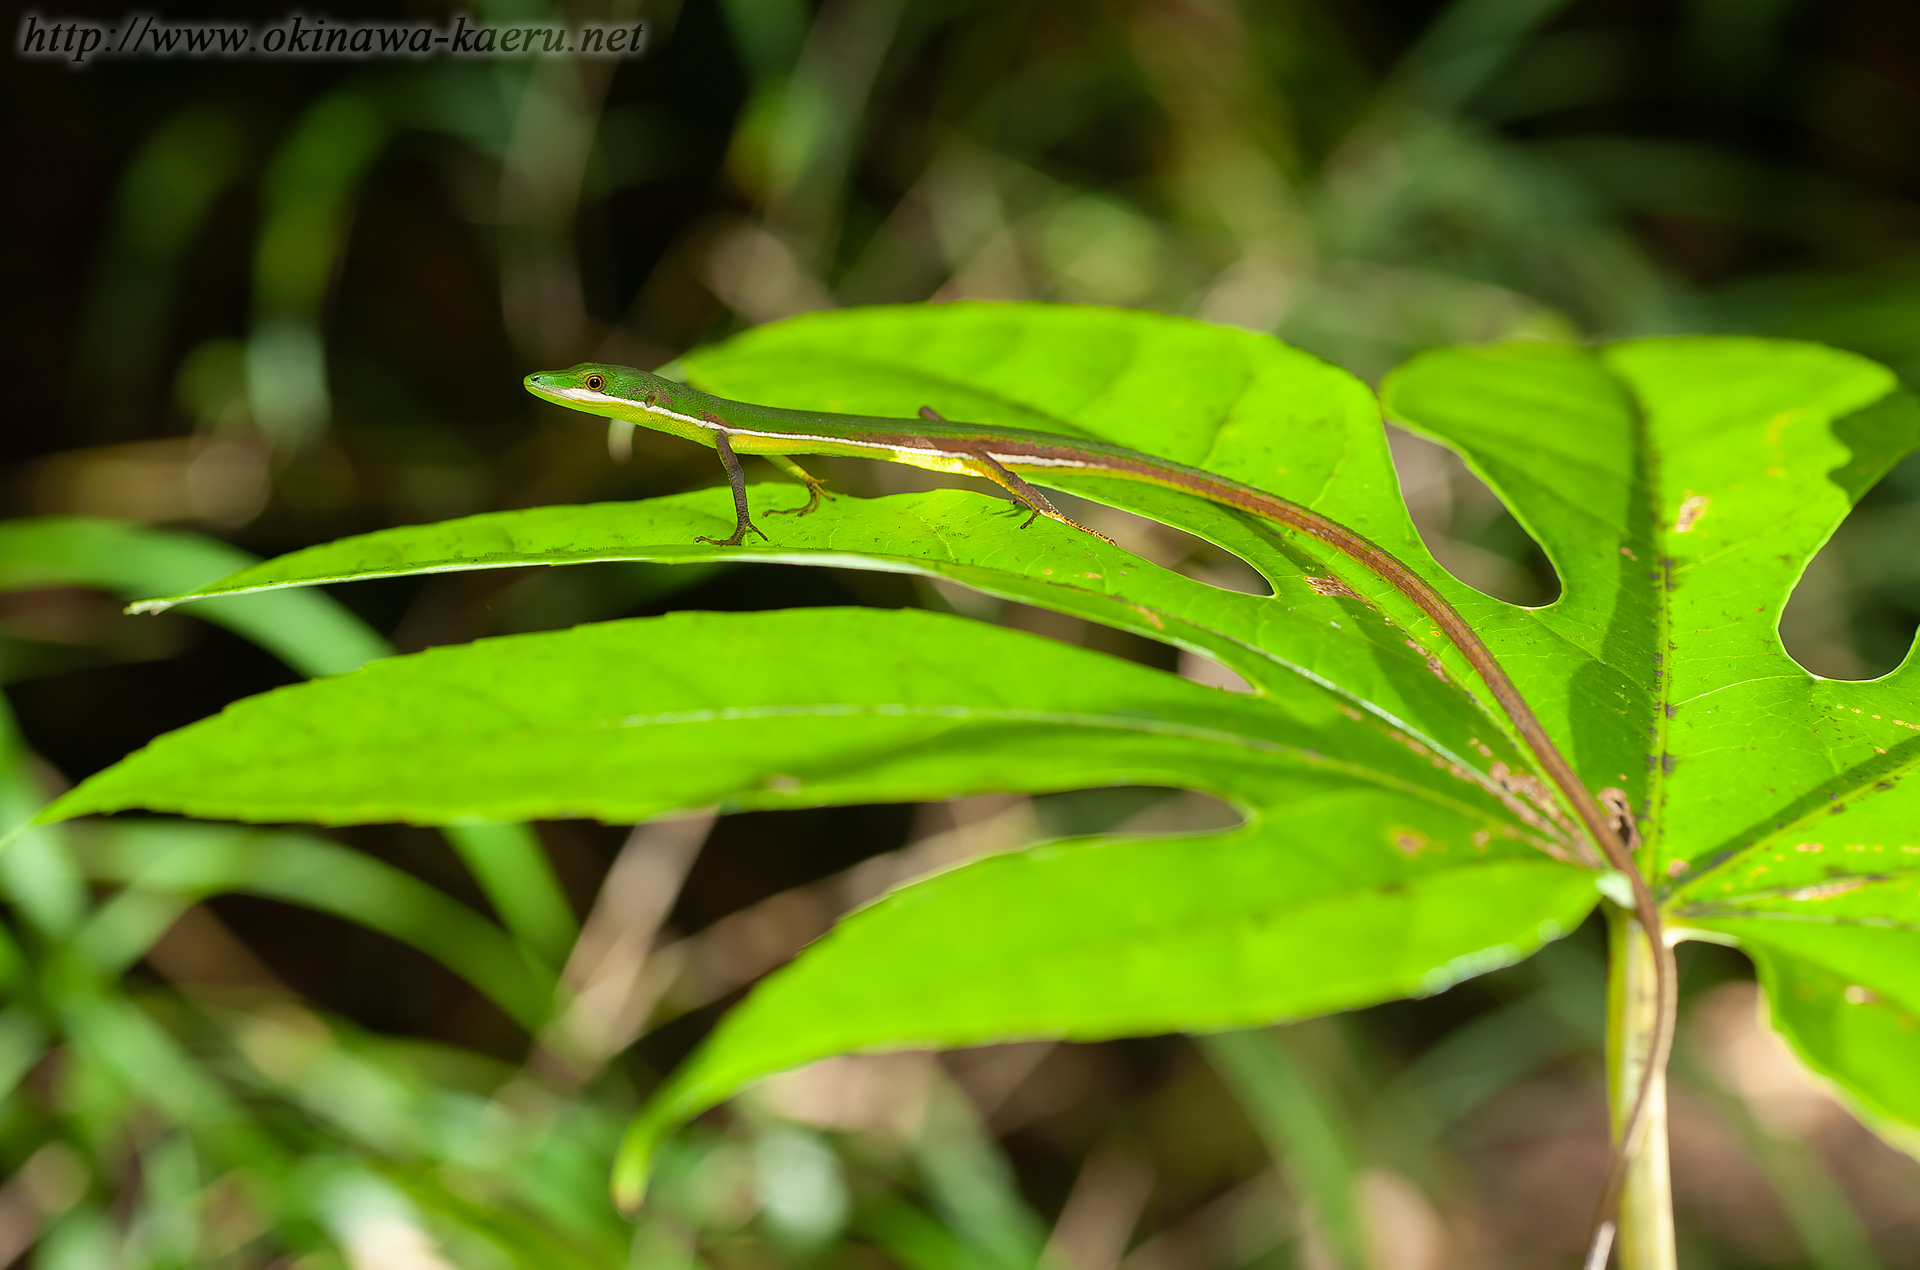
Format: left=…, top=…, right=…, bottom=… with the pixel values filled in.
left=524, top=360, right=1669, bottom=1264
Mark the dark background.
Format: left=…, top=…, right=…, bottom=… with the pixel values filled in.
left=6, top=0, right=1920, bottom=1266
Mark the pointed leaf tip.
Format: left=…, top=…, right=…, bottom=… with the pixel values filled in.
left=611, top=1107, right=676, bottom=1214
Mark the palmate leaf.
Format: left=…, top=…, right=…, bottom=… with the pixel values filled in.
left=38, top=308, right=1613, bottom=1200
left=43, top=304, right=1919, bottom=1199
left=137, top=306, right=1544, bottom=783
left=39, top=606, right=1595, bottom=1205
left=1382, top=337, right=1920, bottom=1134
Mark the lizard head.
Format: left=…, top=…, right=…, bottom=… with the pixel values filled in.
left=523, top=363, right=686, bottom=418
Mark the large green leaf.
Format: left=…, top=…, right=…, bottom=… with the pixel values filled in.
left=40, top=608, right=1538, bottom=833
left=126, top=485, right=1532, bottom=784
left=1382, top=336, right=1920, bottom=1136
left=615, top=824, right=1591, bottom=1207
left=36, top=605, right=1594, bottom=1207
left=132, top=306, right=1558, bottom=811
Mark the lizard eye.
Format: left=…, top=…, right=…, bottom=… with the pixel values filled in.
left=585, top=373, right=605, bottom=391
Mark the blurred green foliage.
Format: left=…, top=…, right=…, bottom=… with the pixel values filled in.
left=7, top=0, right=1920, bottom=1265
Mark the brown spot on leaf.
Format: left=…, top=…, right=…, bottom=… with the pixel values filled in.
left=1673, top=494, right=1709, bottom=533
left=1484, top=760, right=1590, bottom=865
left=1306, top=576, right=1356, bottom=599
left=1404, top=640, right=1448, bottom=681
left=1780, top=878, right=1872, bottom=900
left=1393, top=831, right=1427, bottom=857
left=1385, top=738, right=1580, bottom=864
left=1127, top=603, right=1165, bottom=630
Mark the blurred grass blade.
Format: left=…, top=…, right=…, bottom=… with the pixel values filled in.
left=61, top=991, right=261, bottom=1152
left=72, top=107, right=245, bottom=442
left=84, top=823, right=557, bottom=1030
left=0, top=517, right=387, bottom=678
left=1202, top=1030, right=1364, bottom=1270
left=0, top=1009, right=48, bottom=1103
left=0, top=517, right=574, bottom=961
left=442, top=822, right=577, bottom=969
left=1689, top=1062, right=1886, bottom=1270
left=1395, top=0, right=1581, bottom=107
left=0, top=919, right=25, bottom=993
left=912, top=1077, right=1048, bottom=1270
left=249, top=91, right=387, bottom=449
left=855, top=1196, right=970, bottom=1270
left=0, top=694, right=86, bottom=937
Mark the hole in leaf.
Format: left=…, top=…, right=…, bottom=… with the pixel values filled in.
left=1055, top=490, right=1273, bottom=597
left=1177, top=648, right=1256, bottom=694
left=1387, top=427, right=1561, bottom=607
left=1031, top=786, right=1244, bottom=839
left=834, top=453, right=1275, bottom=599
left=1780, top=448, right=1920, bottom=680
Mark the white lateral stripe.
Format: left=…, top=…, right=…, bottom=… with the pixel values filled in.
left=727, top=426, right=969, bottom=459
left=592, top=392, right=978, bottom=459
left=986, top=451, right=1093, bottom=468
left=564, top=387, right=1107, bottom=470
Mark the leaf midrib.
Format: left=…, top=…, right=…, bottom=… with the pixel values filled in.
left=1605, top=372, right=1682, bottom=884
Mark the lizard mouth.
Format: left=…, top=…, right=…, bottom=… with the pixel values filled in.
left=524, top=374, right=610, bottom=408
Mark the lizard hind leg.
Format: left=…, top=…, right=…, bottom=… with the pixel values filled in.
left=919, top=407, right=1115, bottom=546
left=765, top=454, right=834, bottom=516
left=966, top=448, right=1116, bottom=546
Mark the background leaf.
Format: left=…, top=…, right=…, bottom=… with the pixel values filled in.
left=22, top=0, right=1920, bottom=1260
left=0, top=516, right=577, bottom=965
left=0, top=517, right=386, bottom=678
